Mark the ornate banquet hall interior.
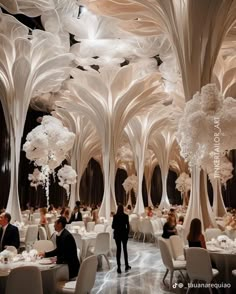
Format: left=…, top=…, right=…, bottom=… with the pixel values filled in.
left=1, top=0, right=236, bottom=293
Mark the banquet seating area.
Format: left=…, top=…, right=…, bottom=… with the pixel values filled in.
left=1, top=206, right=236, bottom=293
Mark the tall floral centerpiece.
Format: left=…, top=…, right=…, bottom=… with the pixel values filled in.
left=175, top=172, right=191, bottom=207
left=23, top=116, right=75, bottom=205
left=122, top=174, right=138, bottom=208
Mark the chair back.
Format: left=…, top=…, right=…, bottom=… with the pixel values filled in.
left=158, top=237, right=174, bottom=270
left=33, top=240, right=54, bottom=252
left=94, top=232, right=110, bottom=255
left=39, top=226, right=47, bottom=240
left=75, top=255, right=98, bottom=294
left=71, top=221, right=85, bottom=228
left=205, top=228, right=222, bottom=241
left=141, top=219, right=152, bottom=235
left=186, top=247, right=213, bottom=283
left=87, top=221, right=95, bottom=232
left=6, top=266, right=43, bottom=294
left=94, top=224, right=105, bottom=233
left=169, top=235, right=185, bottom=260
left=48, top=223, right=55, bottom=238
left=72, top=233, right=83, bottom=251
left=25, top=225, right=39, bottom=246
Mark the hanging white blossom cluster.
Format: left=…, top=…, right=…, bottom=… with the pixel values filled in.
left=122, top=174, right=138, bottom=195
left=202, top=155, right=233, bottom=187
left=57, top=165, right=77, bottom=197
left=175, top=172, right=191, bottom=195
left=177, top=83, right=236, bottom=166
left=23, top=115, right=75, bottom=205
left=23, top=116, right=75, bottom=170
left=28, top=168, right=45, bottom=189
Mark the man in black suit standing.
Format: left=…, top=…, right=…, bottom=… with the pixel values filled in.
left=0, top=212, right=20, bottom=251
left=43, top=216, right=80, bottom=279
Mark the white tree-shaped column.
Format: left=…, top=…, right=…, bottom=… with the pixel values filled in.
left=0, top=12, right=73, bottom=220
left=52, top=108, right=101, bottom=207
left=57, top=64, right=161, bottom=220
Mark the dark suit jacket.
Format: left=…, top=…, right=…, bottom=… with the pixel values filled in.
left=0, top=224, right=20, bottom=251
left=112, top=213, right=130, bottom=240
left=45, top=229, right=80, bottom=279
left=69, top=212, right=82, bottom=223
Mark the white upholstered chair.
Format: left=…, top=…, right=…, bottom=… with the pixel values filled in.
left=158, top=237, right=186, bottom=290
left=205, top=228, right=222, bottom=241
left=20, top=224, right=39, bottom=249
left=33, top=240, right=55, bottom=252
left=6, top=266, right=43, bottom=294
left=87, top=232, right=110, bottom=269
left=56, top=255, right=98, bottom=294
left=185, top=247, right=219, bottom=294
left=86, top=222, right=95, bottom=232
left=169, top=235, right=185, bottom=261
left=94, top=224, right=105, bottom=233
left=39, top=226, right=47, bottom=240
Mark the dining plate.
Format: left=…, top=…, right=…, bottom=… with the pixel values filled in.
left=39, top=259, right=54, bottom=265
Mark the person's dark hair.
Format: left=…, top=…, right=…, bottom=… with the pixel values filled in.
left=56, top=216, right=67, bottom=228
left=116, top=204, right=124, bottom=215
left=4, top=212, right=11, bottom=223
left=75, top=201, right=81, bottom=208
left=127, top=205, right=132, bottom=210
left=178, top=215, right=184, bottom=224
left=60, top=207, right=66, bottom=216
left=187, top=218, right=202, bottom=242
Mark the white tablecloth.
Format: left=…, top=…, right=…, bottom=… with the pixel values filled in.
left=0, top=259, right=68, bottom=294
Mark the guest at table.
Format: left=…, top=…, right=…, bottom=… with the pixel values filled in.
left=112, top=204, right=131, bottom=274
left=48, top=204, right=56, bottom=213
left=187, top=218, right=206, bottom=249
left=0, top=212, right=20, bottom=251
left=40, top=207, right=48, bottom=225
left=43, top=216, right=80, bottom=279
left=69, top=206, right=82, bottom=223
left=178, top=215, right=184, bottom=225
left=147, top=206, right=153, bottom=217
left=61, top=207, right=71, bottom=223
left=162, top=214, right=177, bottom=239
left=91, top=205, right=99, bottom=224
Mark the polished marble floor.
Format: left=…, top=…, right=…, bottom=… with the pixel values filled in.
left=92, top=239, right=175, bottom=294
left=91, top=239, right=231, bottom=294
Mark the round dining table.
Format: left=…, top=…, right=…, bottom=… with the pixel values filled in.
left=0, top=258, right=69, bottom=294
left=207, top=244, right=236, bottom=293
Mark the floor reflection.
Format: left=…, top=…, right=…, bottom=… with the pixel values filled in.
left=92, top=240, right=171, bottom=294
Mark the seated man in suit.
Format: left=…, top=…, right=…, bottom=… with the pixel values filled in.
left=69, top=206, right=82, bottom=223
left=0, top=212, right=20, bottom=251
left=42, top=216, right=80, bottom=279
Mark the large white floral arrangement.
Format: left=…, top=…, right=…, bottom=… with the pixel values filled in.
left=23, top=116, right=75, bottom=170
left=202, top=155, right=233, bottom=187
left=175, top=172, right=191, bottom=194
left=177, top=83, right=236, bottom=166
left=122, top=174, right=138, bottom=194
left=57, top=164, right=77, bottom=196
left=23, top=116, right=75, bottom=204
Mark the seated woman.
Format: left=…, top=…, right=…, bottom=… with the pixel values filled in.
left=162, top=214, right=177, bottom=239
left=187, top=218, right=206, bottom=248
